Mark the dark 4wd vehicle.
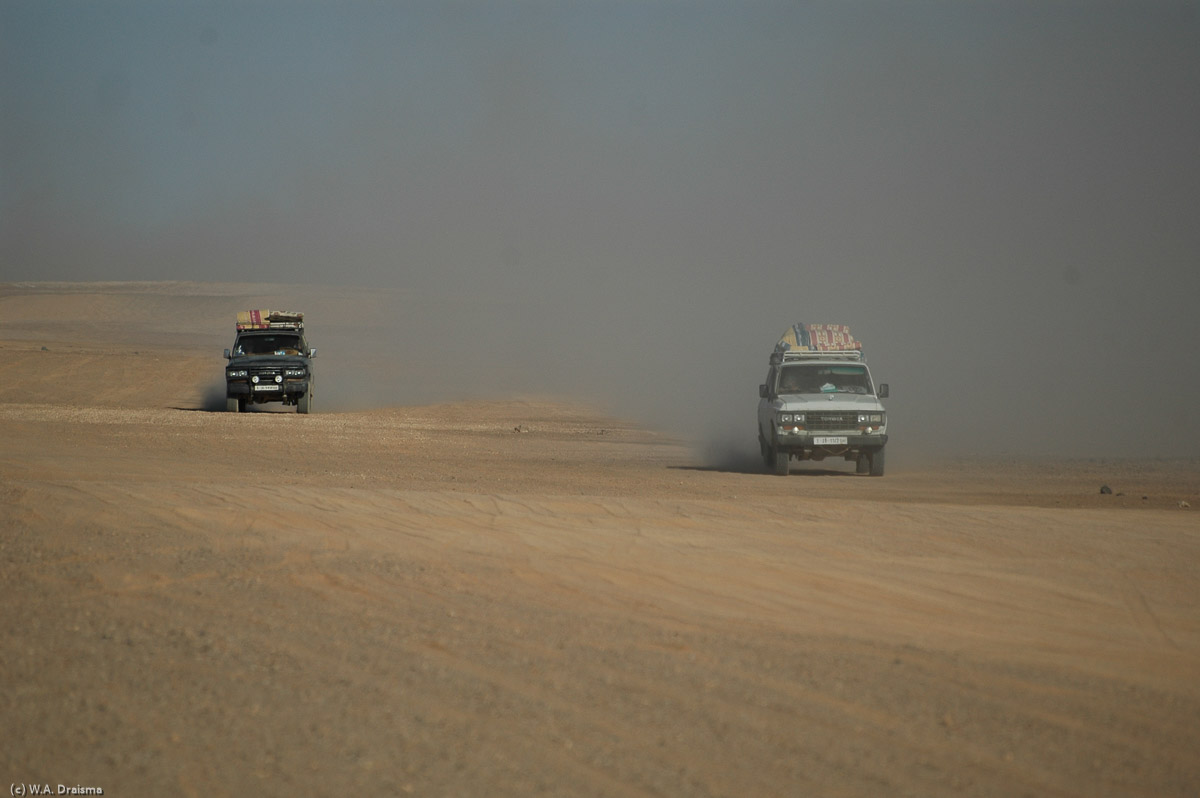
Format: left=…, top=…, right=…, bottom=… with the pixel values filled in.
left=223, top=311, right=316, bottom=413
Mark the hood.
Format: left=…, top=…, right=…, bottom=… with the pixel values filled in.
left=228, top=353, right=309, bottom=367
left=773, top=393, right=884, bottom=413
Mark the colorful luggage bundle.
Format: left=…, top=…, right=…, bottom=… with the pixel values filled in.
left=774, top=323, right=861, bottom=353
left=235, top=310, right=305, bottom=330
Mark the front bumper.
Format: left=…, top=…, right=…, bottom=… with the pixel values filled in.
left=227, top=380, right=309, bottom=397
left=772, top=430, right=888, bottom=452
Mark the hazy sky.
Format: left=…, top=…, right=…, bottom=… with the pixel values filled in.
left=3, top=1, right=1198, bottom=458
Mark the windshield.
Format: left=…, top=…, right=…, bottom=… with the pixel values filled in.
left=778, top=364, right=872, bottom=395
left=233, top=334, right=303, bottom=356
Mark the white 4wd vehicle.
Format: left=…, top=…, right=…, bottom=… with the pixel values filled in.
left=757, top=324, right=889, bottom=476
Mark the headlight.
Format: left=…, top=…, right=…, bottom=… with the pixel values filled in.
left=251, top=375, right=259, bottom=384
left=274, top=375, right=283, bottom=383
left=227, top=370, right=248, bottom=378
left=858, top=413, right=885, bottom=424
left=284, top=368, right=306, bottom=377
left=780, top=413, right=792, bottom=424
left=779, top=413, right=804, bottom=425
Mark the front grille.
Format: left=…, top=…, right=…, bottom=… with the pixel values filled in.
left=805, top=412, right=858, bottom=432
left=250, top=366, right=282, bottom=380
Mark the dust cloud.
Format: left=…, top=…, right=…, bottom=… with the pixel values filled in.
left=3, top=3, right=1198, bottom=459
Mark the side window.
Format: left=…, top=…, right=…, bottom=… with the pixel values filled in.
left=764, top=367, right=777, bottom=397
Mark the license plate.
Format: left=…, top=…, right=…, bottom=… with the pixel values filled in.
left=253, top=384, right=280, bottom=392
left=813, top=436, right=848, bottom=446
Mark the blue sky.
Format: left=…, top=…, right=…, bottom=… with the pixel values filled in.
left=3, top=1, right=1199, bottom=453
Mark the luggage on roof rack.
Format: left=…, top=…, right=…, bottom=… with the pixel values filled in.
left=770, top=323, right=863, bottom=364
left=236, top=310, right=304, bottom=331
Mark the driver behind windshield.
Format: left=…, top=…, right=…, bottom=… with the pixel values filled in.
left=779, top=365, right=870, bottom=394
left=236, top=335, right=301, bottom=356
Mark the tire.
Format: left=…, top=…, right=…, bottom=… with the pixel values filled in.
left=772, top=448, right=790, bottom=476
left=297, top=389, right=311, bottom=414
left=869, top=448, right=885, bottom=477
left=856, top=454, right=870, bottom=474
left=226, top=396, right=239, bottom=413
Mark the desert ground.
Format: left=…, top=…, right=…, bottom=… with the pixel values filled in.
left=1, top=281, right=1197, bottom=798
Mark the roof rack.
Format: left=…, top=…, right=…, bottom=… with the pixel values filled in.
left=236, top=321, right=304, bottom=331
left=770, top=348, right=864, bottom=365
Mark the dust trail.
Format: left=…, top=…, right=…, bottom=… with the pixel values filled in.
left=4, top=4, right=1197, bottom=458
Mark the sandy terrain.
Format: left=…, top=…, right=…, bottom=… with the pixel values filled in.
left=1, top=281, right=1198, bottom=797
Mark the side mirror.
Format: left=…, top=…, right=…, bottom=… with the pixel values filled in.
left=878, top=383, right=889, bottom=398
left=758, top=383, right=768, bottom=398
left=224, top=349, right=231, bottom=360
left=308, top=348, right=317, bottom=358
